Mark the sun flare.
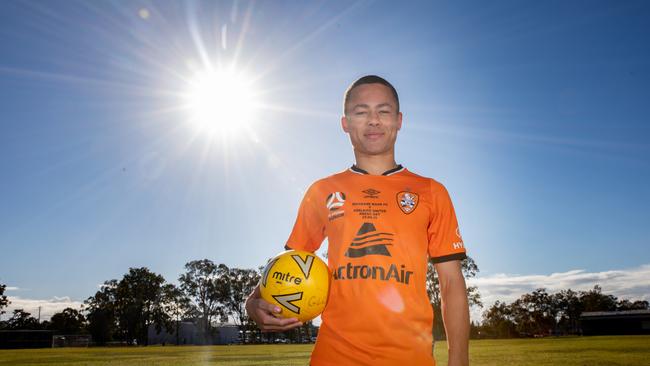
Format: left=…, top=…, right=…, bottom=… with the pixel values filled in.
left=183, top=68, right=258, bottom=138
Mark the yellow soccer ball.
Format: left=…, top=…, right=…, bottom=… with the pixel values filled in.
left=259, top=250, right=330, bottom=322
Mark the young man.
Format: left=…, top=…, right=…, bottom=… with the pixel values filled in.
left=246, top=75, right=470, bottom=366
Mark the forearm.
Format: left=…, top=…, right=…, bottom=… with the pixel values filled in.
left=441, top=277, right=470, bottom=366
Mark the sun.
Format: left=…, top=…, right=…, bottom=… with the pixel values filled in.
left=183, top=68, right=258, bottom=138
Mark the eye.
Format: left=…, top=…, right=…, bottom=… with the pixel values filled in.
left=379, top=110, right=390, bottom=114
left=355, top=111, right=368, bottom=116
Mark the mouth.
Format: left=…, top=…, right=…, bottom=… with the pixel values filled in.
left=364, top=132, right=384, bottom=141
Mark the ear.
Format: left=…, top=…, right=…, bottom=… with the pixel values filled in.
left=397, top=112, right=403, bottom=131
left=341, top=115, right=350, bottom=133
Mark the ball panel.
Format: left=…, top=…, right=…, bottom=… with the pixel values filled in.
left=259, top=250, right=330, bottom=322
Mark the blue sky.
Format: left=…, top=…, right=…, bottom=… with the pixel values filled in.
left=1, top=0, right=649, bottom=319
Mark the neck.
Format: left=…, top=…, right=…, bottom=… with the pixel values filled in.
left=353, top=150, right=398, bottom=175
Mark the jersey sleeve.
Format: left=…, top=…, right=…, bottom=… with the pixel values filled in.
left=427, top=180, right=467, bottom=263
left=285, top=182, right=326, bottom=252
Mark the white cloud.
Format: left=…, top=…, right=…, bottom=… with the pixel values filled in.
left=1, top=296, right=84, bottom=322
left=467, top=264, right=650, bottom=322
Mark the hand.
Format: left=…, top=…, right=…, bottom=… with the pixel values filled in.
left=245, top=285, right=303, bottom=332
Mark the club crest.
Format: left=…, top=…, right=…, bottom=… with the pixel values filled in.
left=396, top=191, right=419, bottom=214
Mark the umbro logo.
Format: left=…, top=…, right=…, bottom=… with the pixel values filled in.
left=362, top=188, right=380, bottom=198
left=344, top=222, right=394, bottom=258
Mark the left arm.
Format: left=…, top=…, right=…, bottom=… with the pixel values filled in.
left=435, top=259, right=469, bottom=366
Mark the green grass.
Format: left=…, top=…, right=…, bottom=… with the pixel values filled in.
left=1, top=336, right=648, bottom=365
left=444, top=336, right=650, bottom=366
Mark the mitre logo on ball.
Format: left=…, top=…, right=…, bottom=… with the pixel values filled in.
left=259, top=249, right=330, bottom=322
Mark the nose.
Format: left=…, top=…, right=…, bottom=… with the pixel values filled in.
left=368, top=111, right=380, bottom=126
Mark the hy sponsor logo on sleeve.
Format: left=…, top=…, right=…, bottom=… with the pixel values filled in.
left=453, top=226, right=464, bottom=249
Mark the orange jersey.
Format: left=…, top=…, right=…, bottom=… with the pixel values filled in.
left=286, top=165, right=467, bottom=366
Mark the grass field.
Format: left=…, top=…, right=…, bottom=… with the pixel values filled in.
left=1, top=336, right=648, bottom=365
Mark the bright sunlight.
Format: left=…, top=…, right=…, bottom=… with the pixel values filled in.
left=183, top=68, right=258, bottom=138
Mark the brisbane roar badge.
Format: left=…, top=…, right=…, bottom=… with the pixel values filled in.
left=396, top=191, right=419, bottom=214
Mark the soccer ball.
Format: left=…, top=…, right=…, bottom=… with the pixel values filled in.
left=259, top=249, right=330, bottom=322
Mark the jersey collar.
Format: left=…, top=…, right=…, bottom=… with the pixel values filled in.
left=349, top=164, right=405, bottom=176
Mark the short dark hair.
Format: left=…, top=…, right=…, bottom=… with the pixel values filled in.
left=343, top=75, right=400, bottom=115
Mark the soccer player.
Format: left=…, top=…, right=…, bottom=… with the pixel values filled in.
left=246, top=75, right=470, bottom=366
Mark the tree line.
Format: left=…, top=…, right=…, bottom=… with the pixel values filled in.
left=478, top=285, right=649, bottom=338
left=2, top=258, right=482, bottom=344
left=84, top=260, right=265, bottom=345
left=0, top=260, right=263, bottom=345
left=1, top=257, right=647, bottom=342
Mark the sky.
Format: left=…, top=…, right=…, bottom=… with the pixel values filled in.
left=1, top=0, right=649, bottom=321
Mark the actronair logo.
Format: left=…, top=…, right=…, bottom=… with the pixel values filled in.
left=332, top=262, right=413, bottom=285
left=344, top=222, right=393, bottom=258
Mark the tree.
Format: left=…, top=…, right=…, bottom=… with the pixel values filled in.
left=509, top=289, right=557, bottom=336
left=553, top=289, right=583, bottom=335
left=0, top=283, right=9, bottom=317
left=114, top=267, right=170, bottom=345
left=179, top=259, right=229, bottom=343
left=224, top=268, right=260, bottom=343
left=49, top=307, right=86, bottom=334
left=426, top=256, right=482, bottom=339
left=85, top=280, right=118, bottom=345
left=5, top=309, right=40, bottom=330
left=579, top=285, right=617, bottom=312
left=85, top=269, right=172, bottom=346
left=616, top=299, right=649, bottom=311
left=160, top=283, right=190, bottom=345
left=481, top=300, right=517, bottom=338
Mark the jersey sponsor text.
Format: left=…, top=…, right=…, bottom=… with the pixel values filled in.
left=333, top=262, right=414, bottom=285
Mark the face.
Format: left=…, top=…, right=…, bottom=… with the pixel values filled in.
left=342, top=83, right=402, bottom=157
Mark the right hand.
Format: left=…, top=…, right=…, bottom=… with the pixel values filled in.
left=245, top=285, right=303, bottom=332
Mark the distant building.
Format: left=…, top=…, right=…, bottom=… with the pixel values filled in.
left=580, top=309, right=650, bottom=336
left=147, top=322, right=240, bottom=345
left=213, top=324, right=240, bottom=344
